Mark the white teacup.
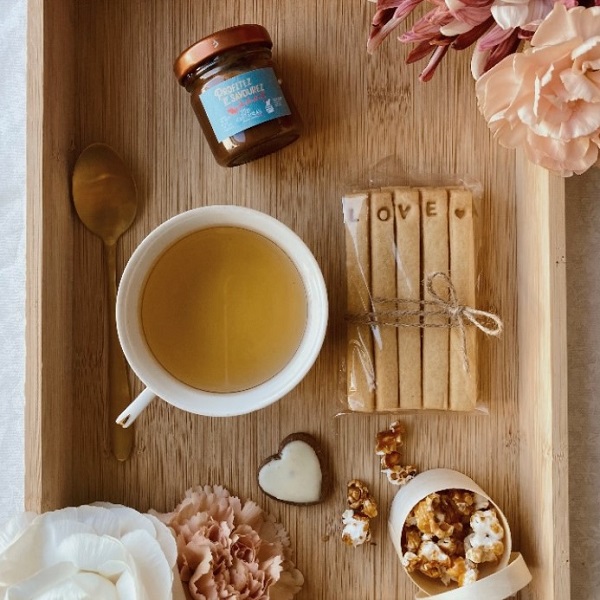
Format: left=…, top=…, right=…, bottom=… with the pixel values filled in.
left=115, top=205, right=328, bottom=426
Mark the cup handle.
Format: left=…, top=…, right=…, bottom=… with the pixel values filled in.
left=116, top=387, right=156, bottom=428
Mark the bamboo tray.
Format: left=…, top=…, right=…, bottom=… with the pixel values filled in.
left=25, top=1, right=569, bottom=598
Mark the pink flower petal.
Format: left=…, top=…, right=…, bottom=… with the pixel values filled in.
left=155, top=486, right=302, bottom=600
left=476, top=53, right=525, bottom=119
left=572, top=36, right=600, bottom=72
left=441, top=20, right=475, bottom=36
left=472, top=47, right=491, bottom=78
left=558, top=103, right=600, bottom=140
left=523, top=132, right=600, bottom=175
left=560, top=69, right=600, bottom=102
left=452, top=17, right=496, bottom=49
left=367, top=0, right=425, bottom=52
left=420, top=44, right=451, bottom=81
left=532, top=5, right=600, bottom=48
left=478, top=23, right=515, bottom=50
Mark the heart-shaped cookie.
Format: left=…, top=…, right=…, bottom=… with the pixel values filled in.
left=258, top=433, right=326, bottom=505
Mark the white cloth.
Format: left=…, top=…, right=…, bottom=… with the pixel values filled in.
left=0, top=0, right=26, bottom=521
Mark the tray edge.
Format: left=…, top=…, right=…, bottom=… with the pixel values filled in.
left=516, top=150, right=569, bottom=600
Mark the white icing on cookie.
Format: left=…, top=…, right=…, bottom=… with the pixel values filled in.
left=258, top=440, right=322, bottom=503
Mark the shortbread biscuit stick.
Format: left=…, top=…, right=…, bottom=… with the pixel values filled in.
left=343, top=193, right=375, bottom=411
left=420, top=188, right=449, bottom=410
left=449, top=188, right=477, bottom=411
left=370, top=191, right=399, bottom=410
left=393, top=188, right=422, bottom=409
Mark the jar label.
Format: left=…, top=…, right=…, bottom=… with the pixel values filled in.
left=200, top=67, right=292, bottom=143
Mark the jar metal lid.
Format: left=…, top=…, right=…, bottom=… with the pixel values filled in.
left=174, top=24, right=273, bottom=85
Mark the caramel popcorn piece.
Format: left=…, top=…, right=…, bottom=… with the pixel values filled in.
left=375, top=420, right=405, bottom=455
left=403, top=526, right=422, bottom=553
left=401, top=551, right=422, bottom=572
left=465, top=509, right=505, bottom=564
left=380, top=452, right=418, bottom=486
left=466, top=545, right=503, bottom=565
left=401, top=489, right=503, bottom=588
left=449, top=490, right=476, bottom=516
left=382, top=463, right=418, bottom=486
left=437, top=536, right=460, bottom=556
left=361, top=497, right=378, bottom=519
left=411, top=494, right=458, bottom=540
left=380, top=450, right=404, bottom=470
left=346, top=479, right=378, bottom=518
left=419, top=560, right=447, bottom=580
left=375, top=421, right=418, bottom=485
left=342, top=480, right=378, bottom=547
left=419, top=540, right=449, bottom=562
left=404, top=542, right=478, bottom=587
left=449, top=489, right=489, bottom=516
left=346, top=479, right=370, bottom=510
left=444, top=557, right=479, bottom=587
left=341, top=509, right=371, bottom=547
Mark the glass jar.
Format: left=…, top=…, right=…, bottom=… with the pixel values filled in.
left=174, top=24, right=302, bottom=168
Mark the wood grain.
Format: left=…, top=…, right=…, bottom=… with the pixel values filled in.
left=26, top=1, right=569, bottom=598
left=516, top=153, right=570, bottom=600
left=25, top=0, right=76, bottom=512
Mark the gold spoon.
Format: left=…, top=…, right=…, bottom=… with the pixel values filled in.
left=72, top=143, right=138, bottom=462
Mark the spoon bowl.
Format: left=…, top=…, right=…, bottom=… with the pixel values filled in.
left=72, top=143, right=138, bottom=461
left=72, top=144, right=137, bottom=243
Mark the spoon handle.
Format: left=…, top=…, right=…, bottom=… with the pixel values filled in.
left=106, top=241, right=134, bottom=461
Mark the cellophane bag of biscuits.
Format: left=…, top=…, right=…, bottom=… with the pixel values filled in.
left=342, top=179, right=502, bottom=414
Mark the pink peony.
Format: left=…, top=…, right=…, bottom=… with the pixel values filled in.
left=154, top=486, right=303, bottom=600
left=476, top=4, right=600, bottom=175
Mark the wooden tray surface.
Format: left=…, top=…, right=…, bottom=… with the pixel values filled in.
left=26, top=1, right=569, bottom=598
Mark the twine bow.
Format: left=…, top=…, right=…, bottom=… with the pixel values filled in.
left=349, top=272, right=503, bottom=373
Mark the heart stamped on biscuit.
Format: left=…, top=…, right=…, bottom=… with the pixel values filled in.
left=258, top=433, right=326, bottom=505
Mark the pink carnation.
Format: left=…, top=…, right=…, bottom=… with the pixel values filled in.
left=154, top=486, right=303, bottom=600
left=476, top=4, right=600, bottom=175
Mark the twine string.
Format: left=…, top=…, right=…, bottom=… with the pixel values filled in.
left=348, top=272, right=503, bottom=373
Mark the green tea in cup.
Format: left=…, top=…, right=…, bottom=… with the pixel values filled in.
left=141, top=226, right=307, bottom=393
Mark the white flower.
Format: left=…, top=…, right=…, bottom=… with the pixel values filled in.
left=0, top=503, right=181, bottom=600
left=490, top=0, right=556, bottom=31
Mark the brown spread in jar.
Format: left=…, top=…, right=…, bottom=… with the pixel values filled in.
left=174, top=24, right=302, bottom=167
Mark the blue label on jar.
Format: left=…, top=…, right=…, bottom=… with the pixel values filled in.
left=200, top=67, right=292, bottom=143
